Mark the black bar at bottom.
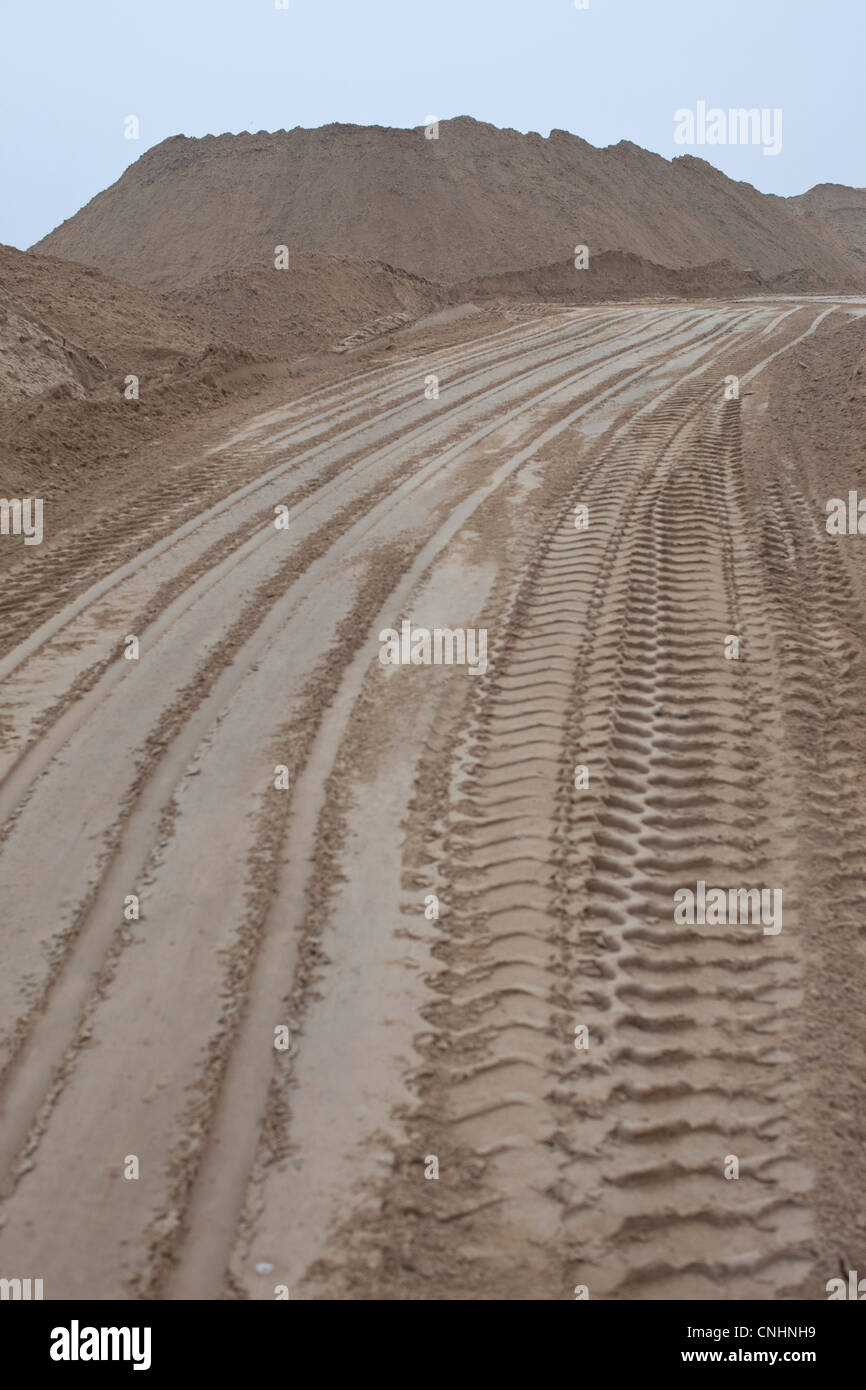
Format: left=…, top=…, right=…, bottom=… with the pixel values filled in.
left=1, top=1297, right=858, bottom=1375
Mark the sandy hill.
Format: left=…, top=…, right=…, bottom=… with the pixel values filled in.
left=785, top=183, right=866, bottom=265
left=32, top=117, right=866, bottom=291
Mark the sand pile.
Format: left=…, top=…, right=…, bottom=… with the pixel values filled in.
left=33, top=117, right=866, bottom=290
left=173, top=252, right=446, bottom=357
left=460, top=251, right=779, bottom=302
left=0, top=241, right=445, bottom=496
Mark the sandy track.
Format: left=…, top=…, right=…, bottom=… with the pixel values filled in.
left=0, top=300, right=862, bottom=1300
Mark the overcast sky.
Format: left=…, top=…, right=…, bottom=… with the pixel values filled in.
left=1, top=0, right=863, bottom=250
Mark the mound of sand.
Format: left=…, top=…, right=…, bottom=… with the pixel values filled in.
left=32, top=118, right=866, bottom=291
left=0, top=243, right=444, bottom=387
left=459, top=251, right=775, bottom=303
left=172, top=252, right=446, bottom=358
left=0, top=241, right=445, bottom=496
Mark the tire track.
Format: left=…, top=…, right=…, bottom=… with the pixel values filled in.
left=162, top=308, right=776, bottom=1297
left=0, top=300, right=818, bottom=1299
left=183, top=304, right=802, bottom=1300
left=0, top=306, right=719, bottom=1291
left=362, top=309, right=831, bottom=1299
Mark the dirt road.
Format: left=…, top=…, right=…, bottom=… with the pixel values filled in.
left=2, top=300, right=865, bottom=1300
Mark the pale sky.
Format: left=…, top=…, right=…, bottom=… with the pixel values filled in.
left=1, top=0, right=863, bottom=250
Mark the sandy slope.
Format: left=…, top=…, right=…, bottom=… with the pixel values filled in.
left=0, top=300, right=865, bottom=1300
